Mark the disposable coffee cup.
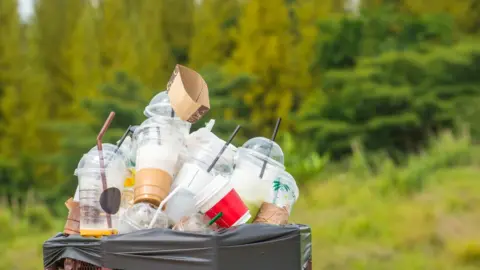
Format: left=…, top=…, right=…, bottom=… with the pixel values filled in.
left=133, top=121, right=184, bottom=206
left=75, top=149, right=127, bottom=236
left=172, top=163, right=214, bottom=196
left=196, top=175, right=250, bottom=228
left=268, top=171, right=299, bottom=214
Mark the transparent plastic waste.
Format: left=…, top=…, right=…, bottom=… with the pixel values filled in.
left=173, top=213, right=211, bottom=233
left=175, top=119, right=236, bottom=176
left=118, top=202, right=169, bottom=234
left=230, top=137, right=286, bottom=221
left=268, top=170, right=299, bottom=214
left=164, top=188, right=197, bottom=224
left=75, top=145, right=128, bottom=235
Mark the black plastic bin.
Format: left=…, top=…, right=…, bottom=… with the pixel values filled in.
left=43, top=224, right=312, bottom=270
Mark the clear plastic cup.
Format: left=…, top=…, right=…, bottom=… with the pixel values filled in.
left=229, top=137, right=286, bottom=221
left=182, top=144, right=234, bottom=176
left=269, top=171, right=299, bottom=214
left=196, top=175, right=250, bottom=228
left=234, top=137, right=285, bottom=181
left=118, top=202, right=169, bottom=234
left=184, top=120, right=237, bottom=169
left=164, top=188, right=197, bottom=224
left=133, top=118, right=185, bottom=206
left=75, top=147, right=127, bottom=236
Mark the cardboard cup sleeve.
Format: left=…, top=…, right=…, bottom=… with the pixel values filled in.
left=134, top=168, right=172, bottom=206
left=252, top=202, right=289, bottom=225
left=63, top=198, right=80, bottom=235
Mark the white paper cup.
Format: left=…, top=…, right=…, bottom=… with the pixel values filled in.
left=173, top=163, right=214, bottom=195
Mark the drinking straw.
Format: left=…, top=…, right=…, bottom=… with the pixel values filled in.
left=207, top=125, right=242, bottom=173
left=97, top=111, right=116, bottom=229
left=208, top=212, right=223, bottom=226
left=148, top=186, right=181, bottom=229
left=114, top=125, right=133, bottom=154
left=259, top=118, right=282, bottom=179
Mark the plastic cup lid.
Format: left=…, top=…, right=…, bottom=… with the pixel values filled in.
left=242, top=137, right=284, bottom=165
left=144, top=91, right=177, bottom=118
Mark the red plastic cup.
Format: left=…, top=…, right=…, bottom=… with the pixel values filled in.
left=196, top=175, right=251, bottom=228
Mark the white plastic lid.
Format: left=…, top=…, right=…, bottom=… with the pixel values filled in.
left=242, top=137, right=284, bottom=165
left=144, top=91, right=175, bottom=118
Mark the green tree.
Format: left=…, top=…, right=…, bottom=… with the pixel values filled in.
left=229, top=0, right=307, bottom=133
left=161, top=0, right=195, bottom=64
left=134, top=0, right=171, bottom=90
left=299, top=41, right=480, bottom=159
left=31, top=0, right=86, bottom=118
left=189, top=0, right=240, bottom=69
left=97, top=0, right=139, bottom=81
left=44, top=71, right=148, bottom=209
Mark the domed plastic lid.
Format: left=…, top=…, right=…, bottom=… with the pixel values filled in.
left=242, top=137, right=284, bottom=165
left=75, top=144, right=126, bottom=174
left=144, top=91, right=174, bottom=118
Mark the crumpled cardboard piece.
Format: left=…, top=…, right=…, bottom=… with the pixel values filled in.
left=167, top=65, right=210, bottom=123
left=252, top=202, right=289, bottom=225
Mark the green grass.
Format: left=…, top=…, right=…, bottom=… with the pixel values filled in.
left=2, top=130, right=480, bottom=269
left=292, top=167, right=480, bottom=269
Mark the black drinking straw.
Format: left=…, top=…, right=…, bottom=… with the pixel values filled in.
left=259, top=118, right=282, bottom=179
left=207, top=125, right=242, bottom=173
left=114, top=125, right=133, bottom=154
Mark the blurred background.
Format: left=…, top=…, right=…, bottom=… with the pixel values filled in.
left=1, top=0, right=480, bottom=269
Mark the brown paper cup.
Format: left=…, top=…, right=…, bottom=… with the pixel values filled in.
left=252, top=202, right=289, bottom=225
left=134, top=168, right=172, bottom=206
left=64, top=198, right=80, bottom=235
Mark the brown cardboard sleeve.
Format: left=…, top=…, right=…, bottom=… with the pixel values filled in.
left=252, top=202, right=289, bottom=225
left=167, top=64, right=210, bottom=123
left=64, top=198, right=81, bottom=235
left=134, top=168, right=172, bottom=206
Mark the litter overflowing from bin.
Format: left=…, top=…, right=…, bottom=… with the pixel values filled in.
left=46, top=64, right=309, bottom=270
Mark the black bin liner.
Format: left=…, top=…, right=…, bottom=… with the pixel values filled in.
left=43, top=224, right=312, bottom=270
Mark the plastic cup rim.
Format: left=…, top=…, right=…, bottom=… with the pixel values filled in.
left=238, top=148, right=285, bottom=169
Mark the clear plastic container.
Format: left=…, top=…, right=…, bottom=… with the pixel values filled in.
left=143, top=91, right=192, bottom=137
left=173, top=213, right=211, bottom=233
left=164, top=188, right=197, bottom=224
left=144, top=91, right=173, bottom=118
left=133, top=118, right=186, bottom=175
left=269, top=171, right=299, bottom=214
left=184, top=119, right=237, bottom=170
left=133, top=118, right=187, bottom=206
left=230, top=137, right=286, bottom=221
left=75, top=146, right=128, bottom=235
left=118, top=202, right=169, bottom=234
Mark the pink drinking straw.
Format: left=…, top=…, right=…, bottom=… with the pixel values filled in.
left=97, top=111, right=116, bottom=229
